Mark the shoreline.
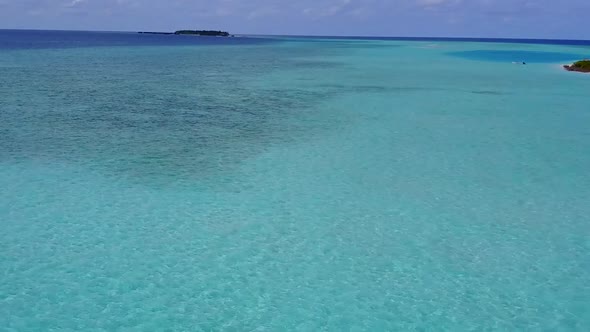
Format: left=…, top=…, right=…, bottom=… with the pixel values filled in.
left=562, top=59, right=590, bottom=73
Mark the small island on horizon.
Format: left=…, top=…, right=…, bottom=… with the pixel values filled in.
left=139, top=30, right=232, bottom=37
left=563, top=59, right=590, bottom=73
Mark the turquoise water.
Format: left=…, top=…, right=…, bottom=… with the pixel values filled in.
left=1, top=31, right=590, bottom=330
left=450, top=50, right=586, bottom=63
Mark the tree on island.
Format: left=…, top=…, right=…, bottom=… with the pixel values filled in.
left=564, top=59, right=590, bottom=73
left=174, top=30, right=230, bottom=37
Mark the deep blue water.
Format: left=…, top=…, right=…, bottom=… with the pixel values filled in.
left=2, top=29, right=590, bottom=51
left=275, top=34, right=590, bottom=46
left=0, top=29, right=275, bottom=50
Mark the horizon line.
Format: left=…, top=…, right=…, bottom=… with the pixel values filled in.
left=1, top=28, right=589, bottom=42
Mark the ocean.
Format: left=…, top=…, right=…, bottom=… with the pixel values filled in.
left=1, top=30, right=589, bottom=330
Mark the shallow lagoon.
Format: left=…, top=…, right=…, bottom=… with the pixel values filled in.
left=1, top=31, right=589, bottom=330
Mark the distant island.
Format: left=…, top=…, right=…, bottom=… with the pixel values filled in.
left=175, top=30, right=230, bottom=37
left=138, top=30, right=231, bottom=37
left=563, top=60, right=590, bottom=73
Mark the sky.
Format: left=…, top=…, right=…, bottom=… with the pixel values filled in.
left=0, top=0, right=588, bottom=39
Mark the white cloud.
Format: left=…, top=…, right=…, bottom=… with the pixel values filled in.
left=66, top=0, right=85, bottom=7
left=248, top=6, right=281, bottom=20
left=416, top=0, right=462, bottom=7
left=303, top=0, right=353, bottom=18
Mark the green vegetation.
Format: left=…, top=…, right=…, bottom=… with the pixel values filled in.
left=572, top=60, right=590, bottom=69
left=564, top=59, right=590, bottom=73
left=174, top=30, right=230, bottom=37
